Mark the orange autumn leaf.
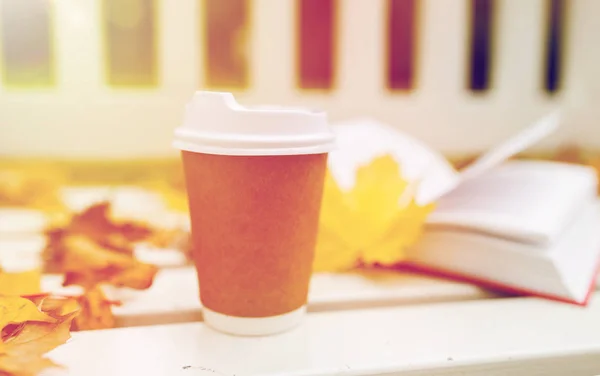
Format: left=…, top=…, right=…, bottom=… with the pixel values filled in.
left=61, top=235, right=158, bottom=290
left=71, top=287, right=119, bottom=331
left=0, top=295, right=79, bottom=376
left=25, top=295, right=81, bottom=321
left=45, top=200, right=189, bottom=275
left=38, top=201, right=162, bottom=332
left=43, top=201, right=159, bottom=290
left=24, top=291, right=118, bottom=332
left=67, top=201, right=154, bottom=252
left=44, top=201, right=154, bottom=273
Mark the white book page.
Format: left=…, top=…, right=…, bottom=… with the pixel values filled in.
left=428, top=161, right=598, bottom=243
left=458, top=111, right=561, bottom=182
left=328, top=111, right=560, bottom=207
left=549, top=202, right=600, bottom=302
left=408, top=201, right=600, bottom=303
left=328, top=119, right=459, bottom=206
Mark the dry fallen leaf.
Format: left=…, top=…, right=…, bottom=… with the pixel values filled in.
left=35, top=200, right=164, bottom=335
left=68, top=202, right=153, bottom=252
left=60, top=235, right=158, bottom=290
left=314, top=155, right=434, bottom=272
left=43, top=201, right=159, bottom=290
left=71, top=287, right=119, bottom=331
left=25, top=290, right=119, bottom=332
left=44, top=200, right=189, bottom=269
left=43, top=201, right=154, bottom=273
left=0, top=295, right=79, bottom=376
left=0, top=296, right=55, bottom=329
left=25, top=295, right=81, bottom=321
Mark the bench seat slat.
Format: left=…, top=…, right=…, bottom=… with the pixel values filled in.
left=43, top=267, right=497, bottom=327
left=46, top=292, right=600, bottom=376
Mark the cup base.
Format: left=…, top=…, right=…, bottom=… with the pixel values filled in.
left=202, top=306, right=306, bottom=336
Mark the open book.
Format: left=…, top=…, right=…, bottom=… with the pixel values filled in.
left=329, top=112, right=600, bottom=305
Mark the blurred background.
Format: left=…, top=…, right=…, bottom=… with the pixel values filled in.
left=0, top=0, right=599, bottom=188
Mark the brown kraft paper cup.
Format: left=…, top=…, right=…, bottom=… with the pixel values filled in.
left=182, top=151, right=328, bottom=319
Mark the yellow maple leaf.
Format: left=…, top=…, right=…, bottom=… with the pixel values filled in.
left=0, top=297, right=55, bottom=329
left=312, top=173, right=362, bottom=272
left=0, top=270, right=42, bottom=296
left=0, top=295, right=79, bottom=376
left=314, top=155, right=434, bottom=272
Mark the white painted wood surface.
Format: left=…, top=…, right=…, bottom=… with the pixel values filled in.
left=4, top=188, right=600, bottom=375
left=43, top=267, right=497, bottom=328
left=45, top=292, right=600, bottom=376
left=43, top=265, right=600, bottom=328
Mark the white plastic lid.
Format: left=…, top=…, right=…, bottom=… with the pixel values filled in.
left=173, top=91, right=335, bottom=156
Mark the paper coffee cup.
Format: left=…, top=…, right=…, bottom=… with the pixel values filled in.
left=173, top=91, right=334, bottom=336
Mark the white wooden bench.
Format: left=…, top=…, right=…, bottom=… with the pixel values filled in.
left=43, top=267, right=497, bottom=328
left=1, top=187, right=596, bottom=375
left=44, top=290, right=600, bottom=376
left=38, top=264, right=600, bottom=375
